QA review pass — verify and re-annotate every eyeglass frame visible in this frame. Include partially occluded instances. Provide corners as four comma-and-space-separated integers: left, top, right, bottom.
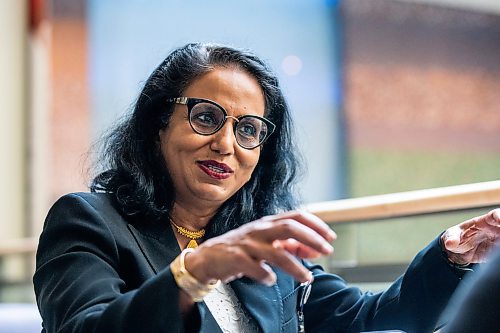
167, 97, 276, 150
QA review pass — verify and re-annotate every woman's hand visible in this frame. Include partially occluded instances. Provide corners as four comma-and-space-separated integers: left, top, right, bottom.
441, 208, 500, 265
184, 210, 336, 286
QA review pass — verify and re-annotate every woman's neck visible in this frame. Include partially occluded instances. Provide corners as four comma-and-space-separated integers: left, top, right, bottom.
170, 201, 219, 231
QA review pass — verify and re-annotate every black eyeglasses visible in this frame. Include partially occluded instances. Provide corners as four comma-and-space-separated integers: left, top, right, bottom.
167, 97, 276, 150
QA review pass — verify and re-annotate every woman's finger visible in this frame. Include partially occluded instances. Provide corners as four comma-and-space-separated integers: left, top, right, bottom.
268, 210, 337, 242
241, 239, 312, 283
485, 209, 500, 226
225, 254, 278, 286
186, 244, 277, 285
458, 209, 500, 234
244, 218, 334, 255
278, 239, 324, 259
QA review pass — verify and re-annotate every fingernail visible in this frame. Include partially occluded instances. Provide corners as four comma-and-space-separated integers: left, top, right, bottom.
328, 230, 337, 241
322, 243, 334, 253
223, 276, 236, 283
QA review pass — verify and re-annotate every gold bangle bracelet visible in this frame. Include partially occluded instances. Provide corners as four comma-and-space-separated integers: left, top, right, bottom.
170, 248, 220, 302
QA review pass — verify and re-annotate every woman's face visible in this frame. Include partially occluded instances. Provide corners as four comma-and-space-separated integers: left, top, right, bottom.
159, 67, 265, 209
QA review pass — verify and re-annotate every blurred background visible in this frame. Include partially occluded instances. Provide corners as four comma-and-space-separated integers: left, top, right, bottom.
1, 0, 499, 310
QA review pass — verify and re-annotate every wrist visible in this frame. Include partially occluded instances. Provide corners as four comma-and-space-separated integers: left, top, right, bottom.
171, 248, 219, 302
183, 249, 213, 284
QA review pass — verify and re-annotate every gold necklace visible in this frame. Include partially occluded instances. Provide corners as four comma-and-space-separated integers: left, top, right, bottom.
170, 219, 205, 248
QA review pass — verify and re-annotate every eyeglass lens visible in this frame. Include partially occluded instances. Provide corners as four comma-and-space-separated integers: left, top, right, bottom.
189, 102, 269, 148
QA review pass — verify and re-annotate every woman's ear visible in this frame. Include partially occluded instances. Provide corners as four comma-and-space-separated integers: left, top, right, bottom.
158, 126, 168, 141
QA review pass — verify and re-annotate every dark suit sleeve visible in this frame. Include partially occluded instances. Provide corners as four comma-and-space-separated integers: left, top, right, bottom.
303, 237, 470, 333
440, 247, 500, 333
33, 193, 190, 333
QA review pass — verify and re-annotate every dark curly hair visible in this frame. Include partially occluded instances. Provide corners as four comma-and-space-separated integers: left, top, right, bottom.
91, 43, 303, 237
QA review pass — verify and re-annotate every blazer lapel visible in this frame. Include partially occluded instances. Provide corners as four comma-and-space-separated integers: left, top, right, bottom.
128, 221, 224, 332
127, 220, 180, 273
231, 274, 282, 333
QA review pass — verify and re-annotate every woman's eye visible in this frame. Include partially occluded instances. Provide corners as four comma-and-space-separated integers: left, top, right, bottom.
238, 123, 257, 137
193, 112, 217, 125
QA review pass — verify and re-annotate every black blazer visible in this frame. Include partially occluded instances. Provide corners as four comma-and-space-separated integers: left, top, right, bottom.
34, 193, 467, 333
440, 245, 500, 333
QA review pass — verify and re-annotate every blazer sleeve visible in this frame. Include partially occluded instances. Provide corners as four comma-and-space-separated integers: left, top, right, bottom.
33, 193, 192, 333
303, 236, 471, 333
440, 246, 500, 333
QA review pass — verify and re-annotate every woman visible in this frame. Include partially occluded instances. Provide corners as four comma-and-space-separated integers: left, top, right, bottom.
34, 43, 499, 333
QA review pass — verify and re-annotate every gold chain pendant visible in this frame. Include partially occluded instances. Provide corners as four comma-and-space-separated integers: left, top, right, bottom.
187, 239, 199, 248
170, 219, 205, 249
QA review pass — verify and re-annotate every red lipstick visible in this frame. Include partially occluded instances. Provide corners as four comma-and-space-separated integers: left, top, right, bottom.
197, 160, 234, 180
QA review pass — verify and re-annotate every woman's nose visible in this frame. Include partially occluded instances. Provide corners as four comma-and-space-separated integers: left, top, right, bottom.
210, 121, 236, 155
